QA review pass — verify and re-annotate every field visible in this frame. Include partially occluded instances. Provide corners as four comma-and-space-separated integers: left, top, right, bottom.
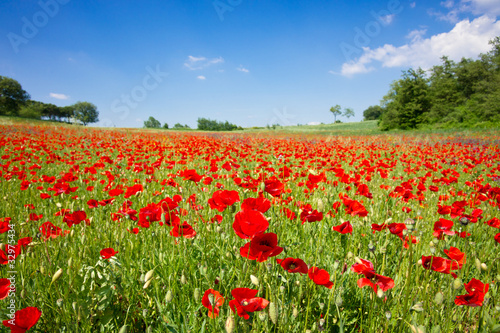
0, 120, 499, 332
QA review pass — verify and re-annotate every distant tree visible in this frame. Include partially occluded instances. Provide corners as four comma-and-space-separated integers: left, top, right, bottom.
144, 116, 161, 128
343, 107, 355, 120
363, 105, 384, 120
72, 101, 99, 126
173, 123, 186, 129
329, 105, 342, 123
197, 117, 238, 131
0, 76, 30, 116
163, 123, 169, 129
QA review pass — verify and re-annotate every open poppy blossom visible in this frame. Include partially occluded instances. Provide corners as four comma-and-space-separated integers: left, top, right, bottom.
351, 258, 394, 292
308, 267, 334, 289
240, 232, 283, 262
332, 221, 353, 234
208, 190, 240, 212
0, 278, 11, 300
201, 289, 224, 318
100, 247, 118, 260
433, 218, 455, 239
264, 177, 285, 197
232, 210, 269, 239
170, 221, 196, 239
454, 278, 489, 307
2, 306, 42, 333
229, 288, 269, 319
276, 257, 308, 274
421, 247, 465, 278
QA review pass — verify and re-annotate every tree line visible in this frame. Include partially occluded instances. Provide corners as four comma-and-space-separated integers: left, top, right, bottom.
144, 116, 241, 131
363, 37, 500, 130
0, 76, 99, 126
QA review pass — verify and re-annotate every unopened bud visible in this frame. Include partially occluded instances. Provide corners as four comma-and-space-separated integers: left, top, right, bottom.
143, 278, 152, 289
118, 325, 128, 333
453, 278, 462, 290
225, 316, 235, 333
194, 288, 200, 302
51, 268, 63, 284
180, 274, 187, 284
434, 292, 443, 304
250, 275, 259, 286
269, 302, 278, 324
480, 263, 487, 271
144, 269, 154, 283
475, 258, 481, 272
165, 290, 173, 303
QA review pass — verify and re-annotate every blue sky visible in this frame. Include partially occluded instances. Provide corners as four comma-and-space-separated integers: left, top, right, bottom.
1, 0, 500, 128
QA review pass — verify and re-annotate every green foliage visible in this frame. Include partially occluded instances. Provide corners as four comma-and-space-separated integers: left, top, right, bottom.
343, 107, 355, 119
379, 37, 500, 130
329, 105, 342, 122
144, 116, 161, 128
163, 123, 169, 129
173, 123, 190, 129
0, 76, 30, 116
197, 117, 239, 131
363, 105, 384, 120
72, 101, 99, 126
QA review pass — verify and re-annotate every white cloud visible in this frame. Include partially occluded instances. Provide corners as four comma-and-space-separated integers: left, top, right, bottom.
50, 93, 70, 100
464, 0, 500, 17
441, 0, 455, 9
197, 75, 206, 80
380, 14, 395, 25
184, 55, 224, 70
340, 15, 500, 76
237, 65, 249, 73
307, 121, 321, 125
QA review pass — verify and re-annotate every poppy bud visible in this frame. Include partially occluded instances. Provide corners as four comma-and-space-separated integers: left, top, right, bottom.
57, 298, 64, 307
480, 263, 487, 271
194, 288, 200, 302
475, 258, 481, 272
250, 275, 259, 286
368, 243, 375, 252
347, 251, 353, 259
453, 278, 462, 290
165, 290, 173, 303
258, 312, 267, 321
333, 260, 339, 270
335, 295, 343, 307
434, 292, 443, 305
377, 289, 384, 298
292, 306, 299, 318
143, 278, 152, 289
118, 325, 128, 333
459, 217, 469, 226
354, 257, 363, 265
51, 268, 63, 284
317, 199, 324, 213
385, 311, 392, 320
144, 270, 154, 283
225, 316, 235, 333
180, 274, 187, 284
411, 302, 424, 312
269, 302, 278, 324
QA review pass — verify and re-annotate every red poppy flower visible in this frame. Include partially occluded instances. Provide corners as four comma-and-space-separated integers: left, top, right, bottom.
0, 221, 11, 234
308, 267, 334, 289
264, 178, 285, 197
342, 195, 368, 217
421, 247, 465, 278
100, 248, 118, 260
208, 190, 240, 212
281, 207, 297, 220
87, 199, 99, 208
170, 221, 196, 239
124, 184, 143, 198
433, 218, 455, 239
276, 258, 308, 274
17, 237, 32, 251
240, 232, 283, 262
388, 223, 406, 238
63, 210, 89, 227
332, 221, 353, 234
229, 288, 269, 319
181, 169, 203, 182
371, 223, 388, 233
351, 258, 395, 292
454, 278, 489, 307
201, 289, 224, 318
495, 233, 500, 243
39, 221, 69, 240
0, 278, 11, 300
486, 217, 500, 228
300, 205, 323, 223
233, 210, 269, 239
2, 306, 42, 333
241, 196, 271, 213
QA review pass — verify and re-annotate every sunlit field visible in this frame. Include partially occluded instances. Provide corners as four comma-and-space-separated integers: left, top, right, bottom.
0, 122, 499, 332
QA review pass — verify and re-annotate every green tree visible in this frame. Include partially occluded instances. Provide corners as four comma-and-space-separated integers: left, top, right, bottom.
363, 105, 383, 120
343, 107, 355, 120
379, 68, 430, 130
329, 105, 342, 123
144, 116, 161, 128
163, 123, 169, 129
72, 101, 99, 126
0, 76, 30, 116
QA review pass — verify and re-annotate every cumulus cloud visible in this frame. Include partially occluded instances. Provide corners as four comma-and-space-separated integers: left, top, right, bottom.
184, 55, 224, 70
197, 75, 206, 80
340, 15, 500, 76
465, 0, 500, 17
237, 65, 249, 73
50, 93, 70, 100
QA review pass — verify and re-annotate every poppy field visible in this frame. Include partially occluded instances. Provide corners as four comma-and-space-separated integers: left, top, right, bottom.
0, 122, 499, 332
